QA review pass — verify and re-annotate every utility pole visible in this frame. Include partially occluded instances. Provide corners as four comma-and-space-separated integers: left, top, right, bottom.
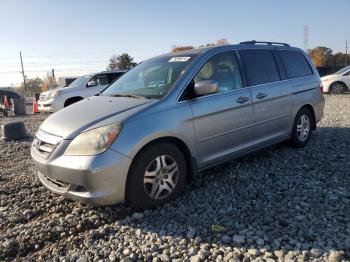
304, 25, 309, 52
346, 40, 348, 66
19, 51, 26, 91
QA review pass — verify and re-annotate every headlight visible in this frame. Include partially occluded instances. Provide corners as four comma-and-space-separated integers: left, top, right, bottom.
48, 90, 62, 99
64, 123, 121, 155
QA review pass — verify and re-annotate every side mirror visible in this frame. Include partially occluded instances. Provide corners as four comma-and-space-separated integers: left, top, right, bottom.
194, 80, 218, 96
87, 80, 97, 87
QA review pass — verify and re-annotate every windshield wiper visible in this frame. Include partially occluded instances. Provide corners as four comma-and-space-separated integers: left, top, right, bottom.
110, 93, 146, 99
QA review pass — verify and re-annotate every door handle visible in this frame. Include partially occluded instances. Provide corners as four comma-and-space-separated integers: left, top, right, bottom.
256, 92, 267, 99
236, 96, 249, 104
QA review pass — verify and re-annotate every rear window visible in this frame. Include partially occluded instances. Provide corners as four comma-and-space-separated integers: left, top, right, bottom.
240, 49, 280, 86
278, 50, 313, 79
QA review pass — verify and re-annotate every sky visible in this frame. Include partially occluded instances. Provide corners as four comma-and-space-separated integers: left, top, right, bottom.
0, 0, 349, 87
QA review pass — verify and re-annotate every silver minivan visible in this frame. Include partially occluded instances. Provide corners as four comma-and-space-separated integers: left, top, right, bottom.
31, 41, 325, 208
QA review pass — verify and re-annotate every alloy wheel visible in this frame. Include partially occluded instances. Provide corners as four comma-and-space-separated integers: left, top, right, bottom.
143, 155, 179, 200
330, 83, 344, 94
296, 114, 310, 142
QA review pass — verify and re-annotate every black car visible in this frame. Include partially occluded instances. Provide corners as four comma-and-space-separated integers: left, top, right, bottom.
0, 90, 20, 105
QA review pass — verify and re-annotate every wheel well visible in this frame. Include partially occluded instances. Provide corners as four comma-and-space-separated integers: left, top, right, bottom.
330, 81, 348, 91
299, 104, 316, 130
130, 137, 196, 180
64, 96, 83, 107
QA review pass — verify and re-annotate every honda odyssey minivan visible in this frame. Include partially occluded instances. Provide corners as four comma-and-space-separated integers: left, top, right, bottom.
31, 41, 325, 208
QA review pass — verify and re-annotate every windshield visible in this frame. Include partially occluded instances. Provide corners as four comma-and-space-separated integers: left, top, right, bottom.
102, 55, 196, 99
335, 65, 350, 75
67, 75, 91, 88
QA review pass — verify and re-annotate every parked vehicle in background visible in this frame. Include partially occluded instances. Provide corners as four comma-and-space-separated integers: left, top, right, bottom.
37, 70, 126, 112
316, 66, 343, 77
31, 41, 324, 208
321, 65, 350, 94
0, 89, 20, 106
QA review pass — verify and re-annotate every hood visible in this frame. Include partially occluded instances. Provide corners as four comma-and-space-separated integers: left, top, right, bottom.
41, 85, 84, 97
321, 74, 337, 81
39, 96, 154, 139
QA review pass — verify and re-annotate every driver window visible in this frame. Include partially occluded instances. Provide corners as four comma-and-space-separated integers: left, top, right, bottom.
89, 75, 108, 86
181, 52, 242, 100
197, 52, 242, 93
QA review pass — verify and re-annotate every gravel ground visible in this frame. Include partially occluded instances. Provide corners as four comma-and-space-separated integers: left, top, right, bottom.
0, 95, 349, 262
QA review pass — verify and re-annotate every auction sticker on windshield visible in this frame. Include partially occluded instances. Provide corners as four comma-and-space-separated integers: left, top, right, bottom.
169, 57, 191, 62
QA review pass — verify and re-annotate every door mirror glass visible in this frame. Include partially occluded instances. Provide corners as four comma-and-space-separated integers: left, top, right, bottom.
194, 80, 218, 96
87, 80, 97, 87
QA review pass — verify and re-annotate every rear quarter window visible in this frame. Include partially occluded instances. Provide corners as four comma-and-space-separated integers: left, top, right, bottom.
278, 50, 313, 79
239, 49, 280, 86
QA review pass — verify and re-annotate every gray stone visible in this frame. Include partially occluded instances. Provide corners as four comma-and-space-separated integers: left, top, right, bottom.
222, 235, 231, 244
310, 248, 323, 258
190, 255, 202, 262
232, 235, 245, 244
132, 212, 144, 220
255, 238, 264, 246
122, 248, 131, 256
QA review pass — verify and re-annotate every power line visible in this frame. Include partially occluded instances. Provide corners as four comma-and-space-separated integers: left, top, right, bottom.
0, 61, 107, 66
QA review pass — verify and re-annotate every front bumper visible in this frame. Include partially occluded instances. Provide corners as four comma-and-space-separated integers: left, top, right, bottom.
321, 80, 331, 93
31, 135, 132, 206
38, 99, 60, 112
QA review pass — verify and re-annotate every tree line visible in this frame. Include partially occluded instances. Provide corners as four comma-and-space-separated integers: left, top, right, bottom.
308, 47, 349, 67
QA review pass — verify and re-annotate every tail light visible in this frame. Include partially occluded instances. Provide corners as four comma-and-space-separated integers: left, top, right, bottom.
320, 83, 324, 93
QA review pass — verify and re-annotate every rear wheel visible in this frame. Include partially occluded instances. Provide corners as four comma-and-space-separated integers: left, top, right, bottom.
126, 143, 187, 208
290, 108, 313, 148
329, 82, 345, 94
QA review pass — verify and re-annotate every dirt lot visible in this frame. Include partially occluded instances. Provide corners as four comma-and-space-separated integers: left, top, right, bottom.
0, 95, 349, 261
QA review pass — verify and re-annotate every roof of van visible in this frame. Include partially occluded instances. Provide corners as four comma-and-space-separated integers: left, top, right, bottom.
98, 70, 128, 74
158, 41, 300, 58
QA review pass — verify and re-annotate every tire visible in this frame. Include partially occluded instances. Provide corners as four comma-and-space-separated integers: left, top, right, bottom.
329, 82, 345, 94
290, 108, 313, 148
126, 143, 187, 208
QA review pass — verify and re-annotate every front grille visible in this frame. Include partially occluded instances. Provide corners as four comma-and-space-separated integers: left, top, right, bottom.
39, 94, 48, 101
33, 129, 62, 159
33, 139, 56, 157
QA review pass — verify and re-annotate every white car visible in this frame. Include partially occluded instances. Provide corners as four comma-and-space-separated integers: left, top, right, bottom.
38, 71, 126, 112
321, 65, 350, 94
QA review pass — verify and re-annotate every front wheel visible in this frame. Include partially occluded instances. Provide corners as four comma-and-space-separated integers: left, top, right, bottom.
329, 82, 345, 94
126, 143, 187, 208
290, 108, 313, 148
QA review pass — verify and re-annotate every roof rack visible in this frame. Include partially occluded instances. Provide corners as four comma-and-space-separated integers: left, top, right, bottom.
239, 40, 290, 47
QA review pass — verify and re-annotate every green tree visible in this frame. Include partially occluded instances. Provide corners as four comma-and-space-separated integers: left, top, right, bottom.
21, 77, 43, 96
307, 47, 332, 67
108, 53, 137, 70
307, 46, 350, 67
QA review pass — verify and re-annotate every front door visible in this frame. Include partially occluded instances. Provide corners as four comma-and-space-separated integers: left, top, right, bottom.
86, 74, 109, 97
186, 51, 254, 168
